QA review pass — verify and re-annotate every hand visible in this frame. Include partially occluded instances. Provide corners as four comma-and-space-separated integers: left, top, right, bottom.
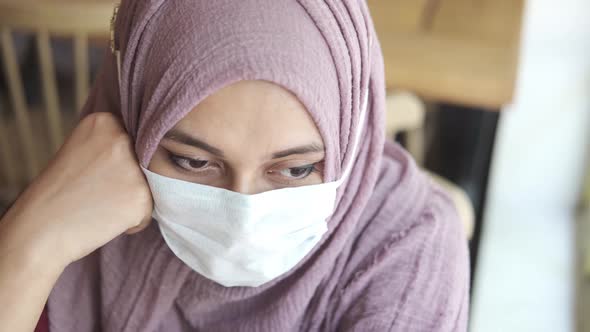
0, 112, 153, 270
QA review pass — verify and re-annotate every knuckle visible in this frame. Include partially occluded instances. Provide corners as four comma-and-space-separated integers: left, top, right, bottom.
87, 112, 115, 129
96, 133, 132, 165
87, 112, 125, 138
109, 134, 133, 157
113, 131, 132, 145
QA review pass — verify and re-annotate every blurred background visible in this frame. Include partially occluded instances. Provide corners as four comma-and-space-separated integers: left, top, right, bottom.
0, 0, 589, 331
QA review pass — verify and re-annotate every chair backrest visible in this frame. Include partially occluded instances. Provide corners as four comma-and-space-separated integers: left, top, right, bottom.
385, 91, 474, 238
0, 1, 114, 196
385, 90, 426, 164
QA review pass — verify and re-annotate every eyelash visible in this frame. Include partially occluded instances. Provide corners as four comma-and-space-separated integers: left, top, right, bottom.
272, 164, 320, 181
168, 153, 219, 173
166, 151, 320, 181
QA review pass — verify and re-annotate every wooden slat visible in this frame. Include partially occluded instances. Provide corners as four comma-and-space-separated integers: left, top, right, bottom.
74, 32, 89, 112
36, 28, 63, 151
0, 28, 39, 179
0, 104, 18, 187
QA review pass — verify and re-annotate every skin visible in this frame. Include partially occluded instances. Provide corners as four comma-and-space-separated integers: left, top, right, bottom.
149, 80, 325, 193
0, 80, 324, 331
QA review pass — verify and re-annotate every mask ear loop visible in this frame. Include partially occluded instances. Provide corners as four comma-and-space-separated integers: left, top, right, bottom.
110, 4, 122, 87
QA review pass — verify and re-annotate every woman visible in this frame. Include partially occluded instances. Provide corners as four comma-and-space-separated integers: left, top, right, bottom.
0, 0, 469, 331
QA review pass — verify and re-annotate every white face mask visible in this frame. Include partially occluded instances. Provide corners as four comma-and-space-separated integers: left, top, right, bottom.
142, 94, 368, 288
142, 169, 340, 287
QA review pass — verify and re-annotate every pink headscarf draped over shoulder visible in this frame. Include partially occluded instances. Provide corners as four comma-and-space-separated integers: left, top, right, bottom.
48, 1, 470, 331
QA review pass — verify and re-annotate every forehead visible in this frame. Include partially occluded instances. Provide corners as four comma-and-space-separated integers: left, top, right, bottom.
171, 80, 324, 154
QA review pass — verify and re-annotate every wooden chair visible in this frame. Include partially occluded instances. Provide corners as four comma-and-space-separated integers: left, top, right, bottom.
0, 0, 114, 202
386, 91, 475, 239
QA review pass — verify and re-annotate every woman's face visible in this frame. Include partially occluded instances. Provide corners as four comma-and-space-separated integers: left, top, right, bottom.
149, 80, 325, 194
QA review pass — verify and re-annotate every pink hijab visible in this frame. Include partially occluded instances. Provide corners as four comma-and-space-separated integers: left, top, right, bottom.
48, 1, 469, 331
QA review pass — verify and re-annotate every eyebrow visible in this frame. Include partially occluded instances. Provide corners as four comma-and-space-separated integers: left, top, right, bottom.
271, 143, 324, 159
163, 129, 324, 159
164, 130, 225, 157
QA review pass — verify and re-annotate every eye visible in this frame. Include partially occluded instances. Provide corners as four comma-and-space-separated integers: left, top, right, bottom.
278, 165, 316, 179
169, 153, 218, 172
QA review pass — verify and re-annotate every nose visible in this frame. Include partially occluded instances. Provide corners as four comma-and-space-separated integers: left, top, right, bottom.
227, 174, 261, 195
